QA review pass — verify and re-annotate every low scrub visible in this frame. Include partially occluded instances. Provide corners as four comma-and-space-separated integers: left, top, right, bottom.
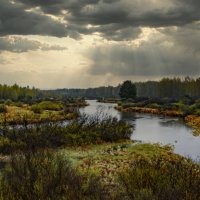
117, 155, 200, 200
0, 151, 106, 200
1, 146, 200, 200
0, 114, 132, 154
31, 101, 63, 113
0, 104, 7, 113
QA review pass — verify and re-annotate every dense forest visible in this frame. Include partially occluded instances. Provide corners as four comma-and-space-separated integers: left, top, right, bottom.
50, 86, 120, 99
136, 77, 200, 99
1, 77, 200, 102
49, 77, 200, 99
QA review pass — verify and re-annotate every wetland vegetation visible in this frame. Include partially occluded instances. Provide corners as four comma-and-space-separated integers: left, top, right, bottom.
1, 79, 200, 200
1, 110, 200, 199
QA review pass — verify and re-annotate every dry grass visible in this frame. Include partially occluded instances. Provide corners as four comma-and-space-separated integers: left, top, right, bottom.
185, 115, 200, 136
0, 105, 77, 125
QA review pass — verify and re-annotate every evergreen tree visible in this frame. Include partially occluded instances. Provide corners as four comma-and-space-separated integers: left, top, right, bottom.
119, 80, 137, 99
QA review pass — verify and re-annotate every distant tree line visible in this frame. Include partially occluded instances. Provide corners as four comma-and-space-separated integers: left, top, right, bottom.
49, 86, 121, 99
0, 84, 40, 102
1, 77, 200, 102
49, 77, 200, 100
136, 77, 200, 99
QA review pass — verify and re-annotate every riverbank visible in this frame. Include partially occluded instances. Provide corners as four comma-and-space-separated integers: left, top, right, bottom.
115, 105, 183, 117
0, 100, 88, 125
185, 115, 200, 136
115, 102, 200, 136
97, 98, 120, 104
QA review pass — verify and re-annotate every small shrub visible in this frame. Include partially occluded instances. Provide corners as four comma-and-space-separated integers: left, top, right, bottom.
195, 109, 200, 116
38, 101, 63, 111
31, 104, 43, 114
0, 100, 5, 104
0, 104, 7, 113
4, 99, 12, 106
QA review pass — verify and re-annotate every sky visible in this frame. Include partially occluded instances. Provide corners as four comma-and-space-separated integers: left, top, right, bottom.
0, 0, 200, 89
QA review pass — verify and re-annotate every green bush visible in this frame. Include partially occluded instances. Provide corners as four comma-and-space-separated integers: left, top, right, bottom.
0, 114, 133, 154
117, 155, 200, 200
31, 101, 63, 113
31, 104, 43, 114
4, 99, 12, 106
38, 101, 63, 111
0, 104, 7, 113
195, 109, 200, 116
0, 151, 106, 200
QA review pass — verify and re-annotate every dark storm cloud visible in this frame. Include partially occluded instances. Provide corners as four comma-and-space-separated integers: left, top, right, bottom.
87, 33, 200, 76
1, 0, 198, 41
0, 37, 67, 53
0, 0, 67, 37
14, 0, 200, 40
161, 22, 200, 53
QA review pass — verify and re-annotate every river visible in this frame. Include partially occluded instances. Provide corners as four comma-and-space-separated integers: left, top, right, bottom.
80, 100, 200, 160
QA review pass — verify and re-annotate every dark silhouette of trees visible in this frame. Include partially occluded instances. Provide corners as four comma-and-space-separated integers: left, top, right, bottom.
119, 80, 137, 99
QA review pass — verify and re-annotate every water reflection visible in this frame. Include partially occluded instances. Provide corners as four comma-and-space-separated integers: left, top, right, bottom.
158, 119, 190, 128
80, 100, 200, 159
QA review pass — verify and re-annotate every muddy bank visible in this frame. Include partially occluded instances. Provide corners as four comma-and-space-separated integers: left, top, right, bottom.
115, 105, 200, 136
185, 115, 200, 136
115, 106, 183, 117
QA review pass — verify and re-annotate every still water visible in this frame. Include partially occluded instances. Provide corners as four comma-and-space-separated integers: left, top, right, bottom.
80, 100, 200, 160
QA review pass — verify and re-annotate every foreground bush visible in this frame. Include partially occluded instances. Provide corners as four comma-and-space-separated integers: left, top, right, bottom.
117, 155, 200, 200
0, 151, 106, 200
1, 148, 200, 200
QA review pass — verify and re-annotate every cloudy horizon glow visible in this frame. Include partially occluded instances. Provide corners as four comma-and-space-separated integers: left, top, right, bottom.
0, 0, 199, 89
